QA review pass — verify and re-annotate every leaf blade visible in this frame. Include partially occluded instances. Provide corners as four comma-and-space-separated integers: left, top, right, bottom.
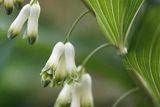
124, 5, 160, 106
82, 0, 144, 48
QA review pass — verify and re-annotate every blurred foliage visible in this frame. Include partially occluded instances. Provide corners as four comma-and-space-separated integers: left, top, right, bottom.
0, 0, 158, 107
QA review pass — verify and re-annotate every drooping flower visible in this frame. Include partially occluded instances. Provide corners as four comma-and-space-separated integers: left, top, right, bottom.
70, 73, 94, 107
54, 83, 72, 107
65, 42, 78, 83
42, 42, 65, 73
41, 42, 65, 87
70, 83, 81, 107
26, 2, 40, 44
40, 42, 78, 87
8, 4, 31, 39
80, 73, 94, 107
53, 51, 68, 86
7, 1, 40, 44
4, 0, 14, 15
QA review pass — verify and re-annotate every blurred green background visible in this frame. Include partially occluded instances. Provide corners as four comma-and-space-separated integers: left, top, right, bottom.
0, 0, 156, 107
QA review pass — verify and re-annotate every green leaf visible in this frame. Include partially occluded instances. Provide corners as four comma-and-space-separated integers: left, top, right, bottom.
124, 5, 160, 106
82, 0, 144, 49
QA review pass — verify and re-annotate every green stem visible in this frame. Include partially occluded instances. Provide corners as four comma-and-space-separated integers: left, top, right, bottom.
81, 43, 112, 67
64, 10, 90, 43
30, 0, 38, 5
112, 87, 139, 107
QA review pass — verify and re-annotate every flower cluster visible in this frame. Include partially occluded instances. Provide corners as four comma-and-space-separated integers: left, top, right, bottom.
8, 1, 40, 45
40, 42, 78, 87
55, 73, 94, 107
1, 0, 24, 15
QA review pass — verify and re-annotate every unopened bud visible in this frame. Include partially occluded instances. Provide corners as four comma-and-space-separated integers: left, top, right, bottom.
54, 84, 72, 107
27, 2, 40, 45
71, 83, 81, 107
80, 73, 94, 107
8, 4, 31, 39
65, 42, 78, 82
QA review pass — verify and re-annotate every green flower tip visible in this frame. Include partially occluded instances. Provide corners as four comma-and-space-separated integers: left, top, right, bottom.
27, 35, 37, 45
7, 30, 18, 39
5, 6, 13, 15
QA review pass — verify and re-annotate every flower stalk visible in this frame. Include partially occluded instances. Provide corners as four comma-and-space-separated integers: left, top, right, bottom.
81, 43, 112, 67
64, 10, 90, 43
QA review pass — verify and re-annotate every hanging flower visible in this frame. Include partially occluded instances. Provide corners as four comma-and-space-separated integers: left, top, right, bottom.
63, 73, 94, 107
80, 73, 94, 107
26, 2, 40, 44
41, 42, 65, 87
65, 42, 78, 83
54, 83, 72, 107
8, 4, 31, 39
40, 42, 78, 87
70, 83, 81, 107
7, 1, 41, 44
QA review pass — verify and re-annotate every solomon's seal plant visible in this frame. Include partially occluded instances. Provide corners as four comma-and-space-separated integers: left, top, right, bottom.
2, 0, 160, 107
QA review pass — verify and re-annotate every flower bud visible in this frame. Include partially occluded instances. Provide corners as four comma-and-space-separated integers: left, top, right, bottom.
71, 83, 81, 107
8, 4, 31, 39
42, 42, 65, 73
4, 0, 14, 15
80, 73, 94, 107
65, 42, 78, 82
54, 84, 72, 107
27, 2, 40, 45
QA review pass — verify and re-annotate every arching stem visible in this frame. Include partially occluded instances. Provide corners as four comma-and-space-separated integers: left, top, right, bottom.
112, 87, 139, 107
81, 43, 112, 67
64, 10, 90, 43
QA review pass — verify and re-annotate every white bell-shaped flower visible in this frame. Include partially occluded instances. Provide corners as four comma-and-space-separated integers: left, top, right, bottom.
27, 2, 40, 44
53, 52, 67, 86
42, 42, 65, 73
71, 83, 81, 107
41, 42, 79, 87
41, 42, 65, 87
4, 0, 14, 14
80, 73, 94, 107
65, 42, 78, 83
54, 84, 72, 107
8, 4, 31, 39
